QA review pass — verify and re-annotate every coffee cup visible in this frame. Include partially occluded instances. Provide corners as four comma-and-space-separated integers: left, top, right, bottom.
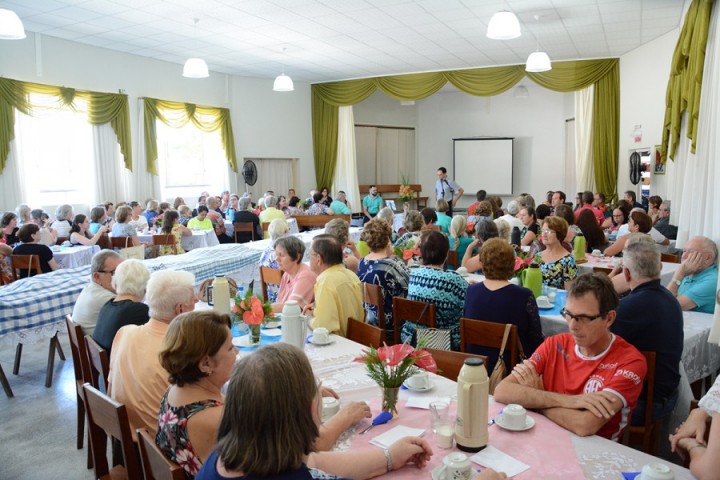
406, 371, 430, 389
640, 463, 675, 480
592, 248, 602, 256
321, 397, 340, 422
436, 452, 472, 480
536, 295, 552, 308
312, 327, 330, 344
547, 288, 557, 303
502, 404, 527, 429
456, 266, 468, 277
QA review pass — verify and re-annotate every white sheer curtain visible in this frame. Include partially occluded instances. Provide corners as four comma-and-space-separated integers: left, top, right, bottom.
574, 85, 595, 191
244, 158, 294, 199
376, 128, 415, 184
132, 99, 161, 203
92, 123, 127, 204
334, 106, 361, 213
0, 140, 25, 211
564, 119, 577, 199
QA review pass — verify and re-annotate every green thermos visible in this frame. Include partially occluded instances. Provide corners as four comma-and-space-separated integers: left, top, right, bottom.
521, 264, 543, 298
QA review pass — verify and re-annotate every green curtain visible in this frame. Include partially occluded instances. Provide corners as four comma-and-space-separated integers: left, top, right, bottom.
143, 97, 237, 175
311, 59, 620, 198
661, 0, 713, 162
0, 77, 132, 173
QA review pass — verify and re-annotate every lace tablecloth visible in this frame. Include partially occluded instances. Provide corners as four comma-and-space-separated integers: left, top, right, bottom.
132, 229, 220, 250
53, 245, 100, 269
224, 218, 300, 236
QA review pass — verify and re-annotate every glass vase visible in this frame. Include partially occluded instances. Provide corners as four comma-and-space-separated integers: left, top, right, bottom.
249, 324, 261, 345
382, 386, 400, 416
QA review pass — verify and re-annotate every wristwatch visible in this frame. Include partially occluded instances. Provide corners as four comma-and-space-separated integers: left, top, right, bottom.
674, 279, 682, 286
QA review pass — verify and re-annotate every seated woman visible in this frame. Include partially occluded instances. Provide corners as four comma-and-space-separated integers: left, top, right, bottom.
0, 239, 11, 284
112, 205, 143, 248
393, 210, 423, 247
196, 343, 442, 480
92, 259, 150, 356
419, 207, 437, 231
1, 212, 19, 246
12, 224, 60, 276
30, 208, 58, 246
553, 204, 579, 250
272, 236, 317, 314
602, 202, 630, 232
461, 218, 499, 274
467, 200, 493, 232
306, 192, 334, 215
156, 311, 233, 479
357, 218, 410, 338
285, 196, 305, 216
260, 219, 289, 302
376, 207, 398, 244
449, 215, 474, 262
179, 205, 193, 226
188, 206, 214, 231
159, 210, 191, 255
324, 218, 360, 273
319, 187, 333, 207
603, 211, 653, 257
402, 230, 468, 351
539, 216, 577, 289
575, 209, 609, 253
89, 206, 110, 235
144, 199, 160, 226
463, 238, 544, 372
70, 214, 108, 246
518, 206, 538, 246
128, 201, 149, 231
434, 199, 451, 234
51, 204, 74, 238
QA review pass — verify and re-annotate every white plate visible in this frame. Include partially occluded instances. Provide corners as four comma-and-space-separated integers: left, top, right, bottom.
309, 336, 335, 346
232, 335, 260, 347
431, 465, 481, 480
494, 414, 535, 432
262, 328, 282, 337
262, 321, 281, 329
404, 381, 435, 392
536, 302, 554, 310
591, 252, 603, 257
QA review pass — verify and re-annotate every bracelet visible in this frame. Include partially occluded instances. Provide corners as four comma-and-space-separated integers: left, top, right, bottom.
383, 448, 393, 472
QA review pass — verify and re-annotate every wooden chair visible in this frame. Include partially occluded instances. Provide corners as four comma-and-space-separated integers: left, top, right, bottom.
97, 232, 110, 250
259, 266, 283, 301
137, 428, 184, 480
110, 236, 135, 250
291, 214, 351, 230
233, 222, 255, 243
0, 362, 13, 398
261, 222, 270, 233
82, 383, 143, 480
623, 351, 661, 455
347, 318, 385, 349
8, 254, 42, 281
593, 266, 614, 276
459, 318, 520, 370
65, 315, 92, 463
445, 250, 458, 270
85, 335, 110, 392
56, 236, 69, 245
391, 297, 436, 345
426, 348, 488, 381
152, 234, 176, 257
661, 252, 681, 263
362, 283, 386, 330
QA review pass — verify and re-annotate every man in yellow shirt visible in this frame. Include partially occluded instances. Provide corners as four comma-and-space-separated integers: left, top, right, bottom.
258, 196, 286, 239
187, 205, 213, 231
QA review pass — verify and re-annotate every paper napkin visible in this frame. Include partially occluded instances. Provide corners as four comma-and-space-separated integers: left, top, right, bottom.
370, 426, 425, 449
470, 445, 529, 477
405, 396, 452, 409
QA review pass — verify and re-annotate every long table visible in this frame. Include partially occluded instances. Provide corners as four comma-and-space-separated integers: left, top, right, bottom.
577, 255, 680, 287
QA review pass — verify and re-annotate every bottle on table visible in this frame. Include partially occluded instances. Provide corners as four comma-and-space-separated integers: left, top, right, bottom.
455, 357, 489, 452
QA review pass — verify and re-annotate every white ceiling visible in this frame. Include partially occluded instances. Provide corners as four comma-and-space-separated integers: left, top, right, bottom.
3, 0, 685, 83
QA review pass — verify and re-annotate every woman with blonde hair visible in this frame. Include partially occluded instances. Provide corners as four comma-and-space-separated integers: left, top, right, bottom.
144, 199, 160, 226
449, 215, 474, 262
324, 218, 360, 273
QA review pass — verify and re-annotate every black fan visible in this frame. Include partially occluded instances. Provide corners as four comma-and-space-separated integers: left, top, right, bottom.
629, 151, 642, 185
242, 160, 258, 186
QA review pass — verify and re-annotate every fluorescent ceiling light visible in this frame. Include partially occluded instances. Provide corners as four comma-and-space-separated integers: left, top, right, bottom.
487, 11, 521, 40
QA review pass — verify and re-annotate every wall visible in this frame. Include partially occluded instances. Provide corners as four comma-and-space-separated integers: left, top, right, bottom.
0, 32, 316, 201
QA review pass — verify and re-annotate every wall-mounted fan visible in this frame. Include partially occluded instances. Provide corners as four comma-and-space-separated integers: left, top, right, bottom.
629, 151, 642, 185
242, 160, 258, 187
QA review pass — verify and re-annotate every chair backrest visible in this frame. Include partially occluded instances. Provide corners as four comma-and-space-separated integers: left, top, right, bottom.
97, 232, 110, 250
152, 234, 177, 257
233, 222, 255, 242
592, 266, 614, 276
261, 222, 270, 232
392, 297, 436, 345
9, 254, 42, 281
362, 282, 386, 330
137, 428, 185, 480
660, 252, 681, 263
110, 236, 134, 250
347, 318, 384, 349
65, 315, 91, 385
460, 318, 519, 369
637, 350, 657, 431
426, 348, 488, 381
82, 383, 142, 480
260, 266, 283, 301
445, 250, 459, 270
85, 335, 110, 392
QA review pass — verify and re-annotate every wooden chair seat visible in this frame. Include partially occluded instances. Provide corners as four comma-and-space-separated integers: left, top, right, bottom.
391, 297, 436, 346
291, 214, 351, 230
137, 428, 185, 480
623, 351, 660, 455
260, 266, 283, 301
661, 252, 681, 263
347, 318, 385, 349
152, 234, 176, 257
110, 236, 135, 250
362, 283, 386, 330
426, 348, 488, 381
445, 250, 458, 270
85, 335, 110, 392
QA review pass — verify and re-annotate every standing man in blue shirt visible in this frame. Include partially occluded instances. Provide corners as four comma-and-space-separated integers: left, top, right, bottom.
362, 185, 384, 224
435, 167, 464, 216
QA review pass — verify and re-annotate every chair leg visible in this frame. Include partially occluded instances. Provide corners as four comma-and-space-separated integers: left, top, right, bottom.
77, 392, 85, 449
0, 364, 13, 398
45, 336, 58, 388
55, 335, 66, 361
13, 343, 23, 375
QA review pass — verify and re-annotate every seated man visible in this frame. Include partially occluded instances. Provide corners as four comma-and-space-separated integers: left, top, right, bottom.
234, 196, 262, 242
108, 269, 197, 437
258, 195, 286, 238
329, 191, 351, 215
668, 235, 718, 313
305, 234, 363, 337
71, 250, 123, 336
494, 272, 646, 441
654, 201, 678, 240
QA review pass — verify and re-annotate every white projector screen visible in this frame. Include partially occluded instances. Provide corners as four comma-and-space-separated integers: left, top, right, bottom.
453, 137, 514, 196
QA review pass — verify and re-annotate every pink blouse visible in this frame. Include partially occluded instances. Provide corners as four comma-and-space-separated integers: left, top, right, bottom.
277, 263, 317, 308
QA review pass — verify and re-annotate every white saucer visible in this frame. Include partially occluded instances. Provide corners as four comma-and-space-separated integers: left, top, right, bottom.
495, 414, 535, 431
262, 320, 281, 329
262, 328, 282, 337
309, 336, 335, 346
591, 252, 603, 257
431, 465, 480, 480
458, 272, 469, 277
537, 302, 554, 310
232, 335, 260, 347
404, 381, 434, 392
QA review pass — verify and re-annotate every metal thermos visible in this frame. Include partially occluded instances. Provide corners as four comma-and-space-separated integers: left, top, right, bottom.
455, 357, 489, 452
511, 227, 521, 246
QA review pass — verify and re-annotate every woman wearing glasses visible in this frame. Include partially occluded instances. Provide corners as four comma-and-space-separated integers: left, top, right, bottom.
539, 216, 577, 289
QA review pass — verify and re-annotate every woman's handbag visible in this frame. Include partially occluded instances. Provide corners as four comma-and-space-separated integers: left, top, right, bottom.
488, 323, 512, 394
413, 302, 451, 350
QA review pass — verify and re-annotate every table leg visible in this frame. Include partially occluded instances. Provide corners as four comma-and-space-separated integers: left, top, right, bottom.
45, 335, 59, 388
0, 363, 13, 398
13, 343, 22, 375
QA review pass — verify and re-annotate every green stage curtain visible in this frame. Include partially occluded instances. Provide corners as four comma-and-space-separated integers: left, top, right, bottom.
143, 98, 237, 176
0, 77, 131, 173
311, 59, 619, 197
661, 0, 713, 162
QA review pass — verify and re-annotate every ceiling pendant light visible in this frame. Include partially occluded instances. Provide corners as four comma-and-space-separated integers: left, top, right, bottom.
525, 15, 552, 72
273, 48, 294, 92
183, 18, 209, 78
0, 8, 26, 40
487, 10, 521, 40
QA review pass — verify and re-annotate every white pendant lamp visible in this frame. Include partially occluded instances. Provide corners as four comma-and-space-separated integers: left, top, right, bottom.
525, 15, 551, 73
486, 11, 521, 40
183, 18, 209, 78
273, 48, 294, 92
0, 8, 26, 40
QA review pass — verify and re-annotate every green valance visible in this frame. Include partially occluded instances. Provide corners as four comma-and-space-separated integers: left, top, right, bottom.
311, 59, 619, 200
661, 0, 713, 163
143, 97, 237, 175
0, 77, 131, 173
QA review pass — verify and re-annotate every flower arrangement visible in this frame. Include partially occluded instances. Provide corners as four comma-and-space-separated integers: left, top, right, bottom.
398, 175, 415, 201
354, 340, 437, 414
232, 289, 272, 344
393, 238, 420, 262
154, 213, 164, 228
513, 245, 541, 279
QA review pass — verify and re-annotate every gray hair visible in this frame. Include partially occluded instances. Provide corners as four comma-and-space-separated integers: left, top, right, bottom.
693, 236, 718, 264
623, 233, 661, 279
146, 270, 196, 321
274, 236, 305, 263
324, 218, 350, 245
377, 207, 394, 226
238, 196, 252, 210
404, 210, 424, 232
15, 203, 31, 221
506, 200, 520, 216
90, 250, 122, 274
111, 259, 151, 297
265, 196, 278, 208
661, 200, 671, 211
268, 218, 289, 241
495, 219, 511, 242
30, 208, 45, 221
475, 218, 499, 241
55, 204, 73, 221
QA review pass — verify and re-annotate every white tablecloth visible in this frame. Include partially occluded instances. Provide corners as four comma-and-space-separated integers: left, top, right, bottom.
578, 256, 680, 287
224, 217, 299, 236
52, 245, 100, 269
129, 229, 220, 251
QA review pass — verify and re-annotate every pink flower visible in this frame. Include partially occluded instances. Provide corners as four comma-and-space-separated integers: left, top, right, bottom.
175, 449, 201, 474
411, 349, 438, 373
377, 343, 414, 367
158, 410, 178, 428
513, 256, 525, 272
231, 304, 240, 314
403, 250, 413, 260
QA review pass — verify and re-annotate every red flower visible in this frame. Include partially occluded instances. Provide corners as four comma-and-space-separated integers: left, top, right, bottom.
377, 343, 414, 367
410, 349, 438, 373
242, 296, 265, 325
402, 249, 413, 260
513, 256, 525, 272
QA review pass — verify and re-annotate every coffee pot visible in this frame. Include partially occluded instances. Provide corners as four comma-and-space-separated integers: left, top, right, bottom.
206, 275, 230, 315
521, 263, 543, 298
455, 357, 488, 452
281, 301, 307, 350
573, 234, 587, 261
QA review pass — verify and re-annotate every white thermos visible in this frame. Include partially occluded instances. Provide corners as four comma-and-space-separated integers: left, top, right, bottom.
207, 275, 230, 316
281, 300, 306, 350
455, 357, 489, 452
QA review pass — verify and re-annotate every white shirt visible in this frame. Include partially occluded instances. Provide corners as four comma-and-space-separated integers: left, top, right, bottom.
495, 214, 524, 231
128, 215, 148, 231
616, 224, 667, 244
71, 281, 116, 336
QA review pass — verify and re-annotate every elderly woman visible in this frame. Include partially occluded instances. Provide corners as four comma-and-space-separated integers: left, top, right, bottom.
15, 204, 32, 226
144, 200, 160, 226
112, 205, 143, 247
92, 259, 150, 355
518, 206, 538, 246
52, 204, 74, 237
468, 200, 493, 231
435, 199, 451, 234
539, 216, 577, 289
402, 230, 468, 351
357, 218, 410, 337
196, 343, 443, 480
179, 205, 193, 226
207, 196, 225, 220
285, 196, 304, 216
260, 219, 289, 302
156, 311, 233, 479
30, 209, 58, 246
70, 214, 108, 246
1, 212, 19, 246
449, 215, 474, 261
576, 209, 609, 253
603, 210, 653, 257
461, 218, 499, 274
272, 236, 317, 314
463, 238, 544, 372
160, 210, 191, 255
648, 195, 663, 224
376, 206, 397, 241
393, 210, 423, 247
324, 218, 360, 273
12, 224, 60, 276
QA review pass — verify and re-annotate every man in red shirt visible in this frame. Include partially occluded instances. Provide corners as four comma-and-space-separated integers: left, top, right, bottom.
494, 273, 646, 441
575, 191, 605, 225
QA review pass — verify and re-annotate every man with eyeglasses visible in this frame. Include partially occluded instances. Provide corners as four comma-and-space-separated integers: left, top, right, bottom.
668, 235, 718, 313
654, 201, 678, 240
71, 250, 123, 336
494, 273, 646, 441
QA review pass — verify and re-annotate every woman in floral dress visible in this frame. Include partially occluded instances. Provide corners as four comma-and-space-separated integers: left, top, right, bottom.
539, 216, 577, 289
